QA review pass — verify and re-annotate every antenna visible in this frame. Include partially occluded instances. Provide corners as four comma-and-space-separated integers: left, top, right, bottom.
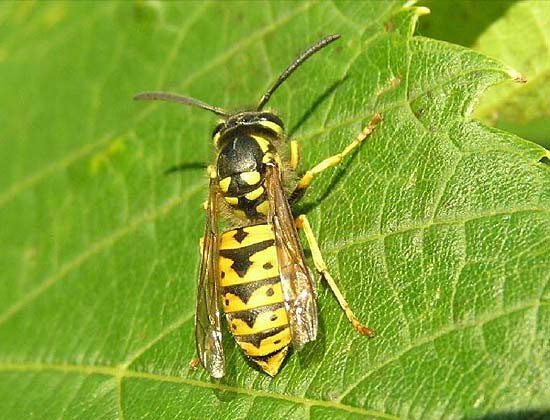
133, 91, 230, 117
256, 34, 341, 111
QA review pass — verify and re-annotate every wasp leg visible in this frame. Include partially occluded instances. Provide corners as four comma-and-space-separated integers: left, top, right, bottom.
290, 140, 300, 171
295, 214, 375, 337
290, 114, 382, 202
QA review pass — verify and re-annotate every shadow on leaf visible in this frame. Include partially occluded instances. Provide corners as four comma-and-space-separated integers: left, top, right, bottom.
477, 409, 550, 420
288, 76, 348, 138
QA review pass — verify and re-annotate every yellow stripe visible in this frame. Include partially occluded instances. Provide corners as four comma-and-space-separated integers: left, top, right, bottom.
219, 177, 231, 193
240, 171, 261, 185
250, 135, 271, 153
262, 153, 282, 168
223, 283, 284, 313
257, 120, 283, 135
256, 200, 269, 216
290, 140, 299, 170
245, 186, 264, 200
219, 246, 279, 286
224, 196, 238, 205
220, 224, 274, 250
236, 328, 291, 357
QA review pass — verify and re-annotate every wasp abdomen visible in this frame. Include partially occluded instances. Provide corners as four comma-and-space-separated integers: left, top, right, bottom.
219, 223, 290, 376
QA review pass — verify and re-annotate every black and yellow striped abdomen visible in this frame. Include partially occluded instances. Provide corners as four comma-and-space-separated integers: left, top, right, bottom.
219, 223, 291, 376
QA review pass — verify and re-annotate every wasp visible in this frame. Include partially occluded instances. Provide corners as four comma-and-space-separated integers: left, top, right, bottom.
134, 34, 382, 378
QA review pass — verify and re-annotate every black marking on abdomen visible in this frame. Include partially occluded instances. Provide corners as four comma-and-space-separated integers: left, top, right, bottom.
236, 192, 267, 219
235, 325, 286, 348
227, 302, 285, 328
250, 347, 288, 364
219, 239, 274, 277
222, 276, 280, 304
233, 227, 249, 243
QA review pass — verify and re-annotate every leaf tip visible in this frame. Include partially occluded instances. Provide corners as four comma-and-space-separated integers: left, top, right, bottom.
415, 6, 430, 17
402, 0, 430, 16
507, 68, 527, 84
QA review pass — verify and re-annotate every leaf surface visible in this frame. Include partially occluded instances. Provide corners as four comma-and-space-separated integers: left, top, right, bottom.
0, 1, 549, 419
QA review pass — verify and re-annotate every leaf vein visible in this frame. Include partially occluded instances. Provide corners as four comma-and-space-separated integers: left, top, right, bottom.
337, 298, 542, 403
122, 310, 195, 368
0, 363, 398, 419
323, 208, 548, 255
0, 183, 204, 326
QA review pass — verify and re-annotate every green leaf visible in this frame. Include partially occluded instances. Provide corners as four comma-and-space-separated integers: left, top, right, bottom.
472, 0, 550, 148
0, 1, 549, 419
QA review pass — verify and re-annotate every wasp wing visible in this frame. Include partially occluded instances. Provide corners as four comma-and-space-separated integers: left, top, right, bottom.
195, 178, 225, 378
265, 162, 318, 350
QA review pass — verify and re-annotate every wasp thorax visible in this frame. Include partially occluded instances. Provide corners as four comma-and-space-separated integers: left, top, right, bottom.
216, 135, 272, 220
217, 136, 264, 190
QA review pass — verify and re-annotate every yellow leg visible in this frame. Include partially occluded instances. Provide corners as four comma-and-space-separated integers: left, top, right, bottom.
295, 214, 374, 337
290, 140, 300, 171
292, 113, 382, 199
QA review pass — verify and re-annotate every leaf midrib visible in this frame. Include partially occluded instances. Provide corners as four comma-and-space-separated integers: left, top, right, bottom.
0, 362, 398, 420
0, 183, 204, 326
323, 208, 549, 255
0, 297, 543, 420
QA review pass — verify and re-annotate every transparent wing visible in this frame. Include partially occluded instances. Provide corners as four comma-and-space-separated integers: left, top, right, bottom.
265, 163, 318, 349
195, 179, 225, 378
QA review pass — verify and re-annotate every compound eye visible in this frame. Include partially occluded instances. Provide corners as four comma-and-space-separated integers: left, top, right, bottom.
259, 113, 284, 129
212, 123, 224, 142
